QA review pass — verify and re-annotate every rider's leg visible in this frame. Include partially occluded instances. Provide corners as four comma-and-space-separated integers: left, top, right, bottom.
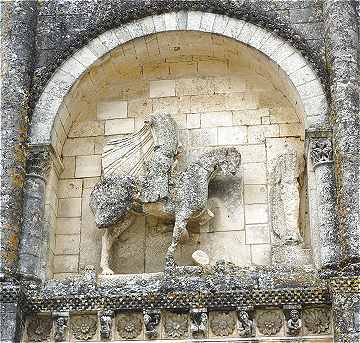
165, 216, 187, 269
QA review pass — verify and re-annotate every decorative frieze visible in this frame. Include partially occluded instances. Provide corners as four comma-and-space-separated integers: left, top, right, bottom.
27, 315, 52, 342
210, 311, 236, 336
164, 312, 188, 339
116, 312, 142, 339
71, 315, 98, 340
256, 310, 283, 336
143, 309, 160, 339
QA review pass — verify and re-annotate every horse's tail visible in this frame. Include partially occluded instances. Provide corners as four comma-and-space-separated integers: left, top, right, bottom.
89, 175, 136, 228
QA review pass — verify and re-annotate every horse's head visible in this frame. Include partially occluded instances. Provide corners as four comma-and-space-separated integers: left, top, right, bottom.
218, 147, 242, 176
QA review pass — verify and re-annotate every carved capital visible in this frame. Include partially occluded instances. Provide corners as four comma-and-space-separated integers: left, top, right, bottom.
310, 139, 333, 167
26, 146, 52, 180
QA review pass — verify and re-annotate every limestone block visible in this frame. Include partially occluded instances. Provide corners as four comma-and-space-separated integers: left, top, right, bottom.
187, 113, 201, 129
214, 77, 246, 94
289, 64, 316, 86
140, 16, 156, 35
199, 231, 251, 266
187, 11, 202, 30
251, 244, 272, 265
172, 114, 187, 129
128, 98, 152, 117
212, 14, 229, 34
198, 60, 227, 76
297, 79, 324, 99
69, 120, 104, 138
79, 196, 102, 273
238, 144, 266, 163
55, 234, 80, 255
258, 35, 284, 57
261, 117, 271, 125
237, 22, 258, 44
83, 177, 100, 190
245, 224, 270, 244
97, 101, 128, 120
73, 46, 98, 67
149, 80, 175, 98
86, 37, 108, 57
303, 94, 327, 118
75, 155, 101, 178
190, 94, 225, 113
233, 108, 269, 126
176, 78, 214, 96
223, 17, 245, 39
201, 111, 232, 128
62, 138, 95, 156
225, 93, 257, 110
164, 12, 177, 31
112, 217, 146, 274
94, 136, 104, 154
243, 163, 267, 184
60, 57, 85, 79
247, 125, 279, 144
248, 26, 269, 48
176, 11, 188, 30
200, 12, 216, 32
244, 185, 267, 204
281, 52, 307, 75
53, 255, 79, 273
218, 126, 247, 145
269, 108, 300, 124
270, 43, 295, 64
125, 21, 143, 39
104, 118, 135, 135
279, 123, 304, 138
56, 217, 81, 235
144, 64, 170, 80
57, 179, 83, 198
189, 128, 217, 147
170, 62, 197, 78
152, 14, 166, 32
58, 198, 82, 218
98, 29, 120, 51
60, 157, 75, 178
245, 204, 268, 224
152, 96, 190, 114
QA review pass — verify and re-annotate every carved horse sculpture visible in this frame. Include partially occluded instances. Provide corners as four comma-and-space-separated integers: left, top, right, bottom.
90, 113, 241, 274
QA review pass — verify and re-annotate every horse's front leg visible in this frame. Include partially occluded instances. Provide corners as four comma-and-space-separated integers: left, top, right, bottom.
100, 229, 115, 275
165, 216, 188, 271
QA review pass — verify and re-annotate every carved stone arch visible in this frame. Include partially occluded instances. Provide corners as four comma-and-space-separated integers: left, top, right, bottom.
29, 11, 329, 152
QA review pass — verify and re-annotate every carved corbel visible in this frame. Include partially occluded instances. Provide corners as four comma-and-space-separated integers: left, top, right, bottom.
310, 138, 333, 168
99, 310, 113, 339
143, 309, 160, 339
53, 312, 69, 342
190, 308, 208, 338
236, 306, 254, 337
283, 305, 302, 336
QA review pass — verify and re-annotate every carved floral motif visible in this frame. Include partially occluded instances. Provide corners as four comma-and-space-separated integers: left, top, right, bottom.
71, 315, 97, 340
303, 308, 330, 334
210, 312, 236, 336
116, 313, 142, 339
27, 316, 52, 342
256, 311, 283, 336
164, 312, 188, 338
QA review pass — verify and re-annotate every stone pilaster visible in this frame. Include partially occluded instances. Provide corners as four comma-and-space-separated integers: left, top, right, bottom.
18, 146, 52, 281
330, 277, 360, 342
310, 138, 340, 273
324, 0, 360, 270
0, 0, 38, 279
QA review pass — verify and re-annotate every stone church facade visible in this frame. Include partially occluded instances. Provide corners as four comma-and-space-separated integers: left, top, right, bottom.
1, 1, 359, 342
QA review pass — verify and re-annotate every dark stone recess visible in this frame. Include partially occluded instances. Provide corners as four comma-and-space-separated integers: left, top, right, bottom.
31, 0, 329, 110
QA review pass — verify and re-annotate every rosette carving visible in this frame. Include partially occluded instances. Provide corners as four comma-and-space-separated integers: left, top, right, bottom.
164, 312, 188, 338
256, 310, 283, 336
27, 316, 52, 342
303, 308, 330, 334
116, 313, 142, 339
210, 311, 236, 336
71, 315, 97, 340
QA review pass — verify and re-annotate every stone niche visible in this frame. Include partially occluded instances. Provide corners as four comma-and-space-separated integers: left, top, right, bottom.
49, 31, 309, 278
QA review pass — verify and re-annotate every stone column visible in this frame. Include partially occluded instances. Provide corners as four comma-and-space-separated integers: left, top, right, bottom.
18, 147, 52, 281
310, 138, 340, 274
324, 0, 360, 269
0, 0, 38, 278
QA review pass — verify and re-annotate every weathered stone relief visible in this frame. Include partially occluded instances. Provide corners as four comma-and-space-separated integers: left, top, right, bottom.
303, 307, 331, 335
143, 309, 160, 339
310, 139, 333, 166
284, 305, 302, 336
71, 315, 98, 340
90, 112, 242, 274
163, 312, 188, 339
269, 145, 303, 246
26, 316, 52, 342
54, 312, 69, 342
256, 310, 283, 336
99, 310, 113, 339
236, 307, 254, 337
210, 311, 236, 336
190, 308, 208, 338
116, 312, 143, 339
